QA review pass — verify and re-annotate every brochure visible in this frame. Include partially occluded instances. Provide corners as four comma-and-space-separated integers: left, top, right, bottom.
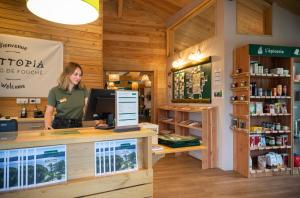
95, 139, 138, 176
0, 145, 66, 192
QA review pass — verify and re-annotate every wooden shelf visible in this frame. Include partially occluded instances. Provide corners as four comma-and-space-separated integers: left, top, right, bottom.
250, 145, 291, 151
231, 101, 249, 105
294, 80, 300, 83
159, 120, 175, 125
250, 113, 291, 117
250, 130, 291, 134
230, 114, 249, 120
231, 127, 249, 133
153, 144, 207, 155
231, 87, 249, 91
250, 167, 292, 177
250, 96, 291, 99
231, 72, 249, 78
250, 74, 291, 78
176, 123, 202, 130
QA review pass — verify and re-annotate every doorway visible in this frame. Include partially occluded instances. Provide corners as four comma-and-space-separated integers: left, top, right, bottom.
104, 71, 154, 123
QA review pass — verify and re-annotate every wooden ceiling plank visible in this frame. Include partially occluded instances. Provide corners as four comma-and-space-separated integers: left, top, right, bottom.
166, 0, 214, 29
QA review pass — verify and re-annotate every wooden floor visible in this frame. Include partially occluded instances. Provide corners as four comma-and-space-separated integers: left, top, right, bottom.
153, 154, 300, 198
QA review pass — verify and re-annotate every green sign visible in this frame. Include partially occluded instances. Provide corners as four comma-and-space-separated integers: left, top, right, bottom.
249, 44, 300, 57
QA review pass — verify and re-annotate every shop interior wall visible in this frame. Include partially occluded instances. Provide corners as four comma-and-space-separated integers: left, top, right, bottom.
0, 0, 103, 117
103, 0, 167, 121
167, 0, 225, 168
167, 0, 300, 170
221, 1, 300, 170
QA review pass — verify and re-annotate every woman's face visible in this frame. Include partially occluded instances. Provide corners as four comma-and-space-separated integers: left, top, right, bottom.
69, 67, 82, 85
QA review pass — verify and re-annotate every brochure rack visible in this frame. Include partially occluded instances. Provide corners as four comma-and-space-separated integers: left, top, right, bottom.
157, 105, 217, 169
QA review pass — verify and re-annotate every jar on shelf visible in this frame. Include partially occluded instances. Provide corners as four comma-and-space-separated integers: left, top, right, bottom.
235, 68, 241, 74
277, 84, 282, 96
252, 83, 257, 96
283, 85, 287, 96
266, 136, 275, 146
281, 135, 288, 146
231, 82, 237, 88
276, 136, 283, 146
240, 81, 247, 87
239, 95, 246, 101
275, 123, 281, 131
272, 88, 277, 96
281, 153, 289, 167
258, 88, 263, 96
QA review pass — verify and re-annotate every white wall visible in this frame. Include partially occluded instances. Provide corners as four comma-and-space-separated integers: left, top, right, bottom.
167, 0, 300, 170
222, 1, 300, 170
167, 0, 226, 168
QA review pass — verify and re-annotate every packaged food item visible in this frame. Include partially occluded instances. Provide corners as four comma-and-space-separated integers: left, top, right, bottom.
266, 136, 275, 146
275, 136, 283, 146
258, 155, 266, 170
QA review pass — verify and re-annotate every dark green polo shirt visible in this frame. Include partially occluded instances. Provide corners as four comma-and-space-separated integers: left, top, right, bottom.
48, 86, 89, 120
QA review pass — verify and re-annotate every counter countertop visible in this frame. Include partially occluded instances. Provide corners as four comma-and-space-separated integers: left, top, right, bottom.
0, 127, 155, 150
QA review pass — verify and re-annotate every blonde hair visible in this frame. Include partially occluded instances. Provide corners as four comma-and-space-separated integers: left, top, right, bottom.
58, 62, 85, 90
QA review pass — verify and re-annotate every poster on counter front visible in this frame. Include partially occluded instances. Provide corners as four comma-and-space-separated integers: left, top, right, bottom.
0, 145, 66, 192
95, 139, 138, 176
0, 34, 63, 97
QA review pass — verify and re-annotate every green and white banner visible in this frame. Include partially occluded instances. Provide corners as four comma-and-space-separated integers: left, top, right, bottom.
0, 34, 63, 97
249, 44, 300, 57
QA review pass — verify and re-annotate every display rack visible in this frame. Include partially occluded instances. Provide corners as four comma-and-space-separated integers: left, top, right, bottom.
157, 105, 217, 169
232, 44, 294, 177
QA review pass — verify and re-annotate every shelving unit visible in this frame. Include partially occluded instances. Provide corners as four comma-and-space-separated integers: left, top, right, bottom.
232, 44, 294, 177
293, 58, 300, 174
157, 105, 217, 169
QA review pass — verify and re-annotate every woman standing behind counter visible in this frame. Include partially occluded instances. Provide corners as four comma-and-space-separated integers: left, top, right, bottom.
44, 62, 89, 129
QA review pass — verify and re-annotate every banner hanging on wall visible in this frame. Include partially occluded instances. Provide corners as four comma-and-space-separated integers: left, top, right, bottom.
0, 34, 63, 97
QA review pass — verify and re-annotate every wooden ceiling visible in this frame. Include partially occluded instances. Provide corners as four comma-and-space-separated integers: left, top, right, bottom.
105, 0, 300, 53
265, 0, 300, 16
174, 3, 215, 53
131, 0, 194, 21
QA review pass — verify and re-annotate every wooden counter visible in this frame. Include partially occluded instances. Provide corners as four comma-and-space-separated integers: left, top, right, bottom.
0, 128, 155, 198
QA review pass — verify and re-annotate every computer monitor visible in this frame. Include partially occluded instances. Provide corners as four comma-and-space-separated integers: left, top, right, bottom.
84, 89, 115, 127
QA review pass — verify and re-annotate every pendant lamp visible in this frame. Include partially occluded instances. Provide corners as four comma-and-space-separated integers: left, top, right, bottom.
26, 0, 99, 25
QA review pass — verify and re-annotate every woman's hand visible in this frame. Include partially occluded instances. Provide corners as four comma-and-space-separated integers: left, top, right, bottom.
44, 125, 53, 130
95, 119, 107, 127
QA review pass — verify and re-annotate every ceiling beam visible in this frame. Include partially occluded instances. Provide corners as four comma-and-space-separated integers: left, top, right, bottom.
117, 0, 123, 18
166, 0, 212, 28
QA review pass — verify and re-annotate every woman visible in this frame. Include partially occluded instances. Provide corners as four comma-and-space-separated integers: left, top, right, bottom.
44, 62, 89, 129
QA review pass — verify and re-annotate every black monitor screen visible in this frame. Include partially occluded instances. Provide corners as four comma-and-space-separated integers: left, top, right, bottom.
84, 89, 115, 122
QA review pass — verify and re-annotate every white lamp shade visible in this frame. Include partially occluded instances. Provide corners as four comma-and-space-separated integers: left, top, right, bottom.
131, 82, 139, 90
26, 0, 99, 25
141, 74, 150, 82
109, 74, 120, 82
145, 80, 152, 87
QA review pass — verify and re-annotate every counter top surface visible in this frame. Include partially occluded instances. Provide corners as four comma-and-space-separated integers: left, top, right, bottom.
0, 127, 155, 150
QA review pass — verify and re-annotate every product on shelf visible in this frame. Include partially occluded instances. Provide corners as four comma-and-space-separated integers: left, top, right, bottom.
266, 152, 283, 168
158, 134, 201, 148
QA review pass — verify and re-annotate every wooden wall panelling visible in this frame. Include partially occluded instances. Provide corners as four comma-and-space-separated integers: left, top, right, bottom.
103, 0, 168, 122
0, 0, 103, 117
236, 0, 272, 35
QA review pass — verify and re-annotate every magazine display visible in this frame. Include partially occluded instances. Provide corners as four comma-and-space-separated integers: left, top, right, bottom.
95, 139, 138, 176
0, 145, 66, 192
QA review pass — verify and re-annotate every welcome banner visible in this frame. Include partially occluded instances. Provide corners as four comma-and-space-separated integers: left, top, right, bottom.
0, 34, 63, 97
